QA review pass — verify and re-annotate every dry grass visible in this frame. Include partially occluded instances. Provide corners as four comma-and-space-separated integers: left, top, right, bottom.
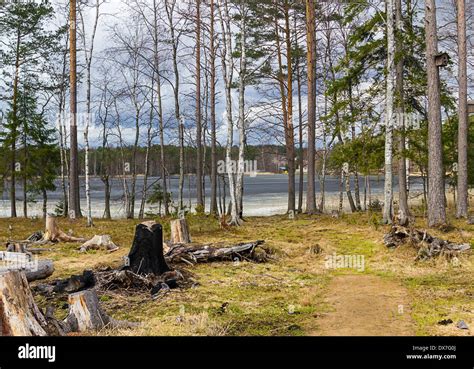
0, 210, 473, 336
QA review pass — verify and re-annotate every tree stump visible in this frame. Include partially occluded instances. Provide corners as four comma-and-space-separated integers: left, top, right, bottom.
65, 289, 136, 332
170, 219, 191, 244
42, 214, 86, 243
79, 235, 119, 253
0, 271, 48, 336
125, 221, 170, 275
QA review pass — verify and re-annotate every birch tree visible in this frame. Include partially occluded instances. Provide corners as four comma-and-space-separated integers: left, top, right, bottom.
195, 0, 204, 211
209, 0, 218, 215
78, 0, 103, 227
383, 0, 396, 224
217, 0, 241, 225
235, 0, 247, 219
305, 0, 317, 214
164, 0, 185, 214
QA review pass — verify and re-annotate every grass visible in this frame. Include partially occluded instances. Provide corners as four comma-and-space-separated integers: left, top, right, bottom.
0, 211, 473, 336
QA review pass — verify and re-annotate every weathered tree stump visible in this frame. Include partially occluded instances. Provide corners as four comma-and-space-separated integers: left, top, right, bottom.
170, 219, 191, 244
0, 271, 49, 336
65, 289, 136, 332
125, 221, 170, 275
42, 214, 86, 243
79, 235, 119, 253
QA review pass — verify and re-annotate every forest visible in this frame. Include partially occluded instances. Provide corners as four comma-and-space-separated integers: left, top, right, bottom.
0, 0, 473, 339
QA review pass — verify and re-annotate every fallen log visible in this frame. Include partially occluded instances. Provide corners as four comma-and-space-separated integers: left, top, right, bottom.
0, 252, 54, 281
79, 235, 119, 253
34, 270, 96, 295
165, 240, 267, 264
170, 218, 191, 244
65, 289, 137, 332
383, 226, 471, 260
25, 260, 54, 282
125, 221, 171, 276
0, 271, 49, 336
6, 242, 52, 254
6, 232, 52, 254
5, 242, 29, 253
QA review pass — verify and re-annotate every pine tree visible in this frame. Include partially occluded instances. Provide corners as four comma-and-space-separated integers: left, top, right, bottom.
0, 1, 63, 218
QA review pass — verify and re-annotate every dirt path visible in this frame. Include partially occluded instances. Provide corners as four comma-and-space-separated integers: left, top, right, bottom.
312, 274, 415, 336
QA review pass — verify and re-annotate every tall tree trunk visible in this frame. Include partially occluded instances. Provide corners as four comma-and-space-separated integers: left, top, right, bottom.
58, 63, 69, 217
284, 0, 296, 213
305, 0, 317, 213
319, 95, 327, 213
295, 15, 304, 213
130, 107, 140, 219
22, 118, 27, 219
235, 3, 246, 219
22, 156, 27, 218
69, 0, 81, 219
347, 80, 361, 211
456, 0, 468, 218
196, 0, 203, 210
165, 0, 183, 214
396, 0, 410, 226
338, 170, 344, 213
425, 0, 446, 226
383, 0, 396, 224
139, 86, 154, 220
152, 0, 168, 216
217, 0, 240, 225
10, 30, 20, 218
210, 0, 218, 216
345, 163, 357, 213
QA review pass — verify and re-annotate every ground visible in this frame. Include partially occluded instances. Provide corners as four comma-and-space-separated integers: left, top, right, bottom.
1, 211, 473, 336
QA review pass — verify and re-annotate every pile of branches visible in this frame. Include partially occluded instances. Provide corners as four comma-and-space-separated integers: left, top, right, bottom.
34, 267, 192, 300
383, 226, 471, 260
165, 240, 268, 265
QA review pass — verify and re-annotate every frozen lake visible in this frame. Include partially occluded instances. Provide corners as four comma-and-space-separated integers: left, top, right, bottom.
0, 174, 424, 218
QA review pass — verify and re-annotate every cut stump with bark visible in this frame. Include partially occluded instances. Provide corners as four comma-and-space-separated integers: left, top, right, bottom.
65, 289, 136, 332
42, 214, 86, 243
170, 219, 191, 244
125, 221, 171, 276
0, 271, 49, 336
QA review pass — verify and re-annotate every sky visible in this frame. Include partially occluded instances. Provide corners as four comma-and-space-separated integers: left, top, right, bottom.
1, 0, 473, 149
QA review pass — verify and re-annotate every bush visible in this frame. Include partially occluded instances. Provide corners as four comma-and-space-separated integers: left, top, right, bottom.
368, 199, 383, 212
